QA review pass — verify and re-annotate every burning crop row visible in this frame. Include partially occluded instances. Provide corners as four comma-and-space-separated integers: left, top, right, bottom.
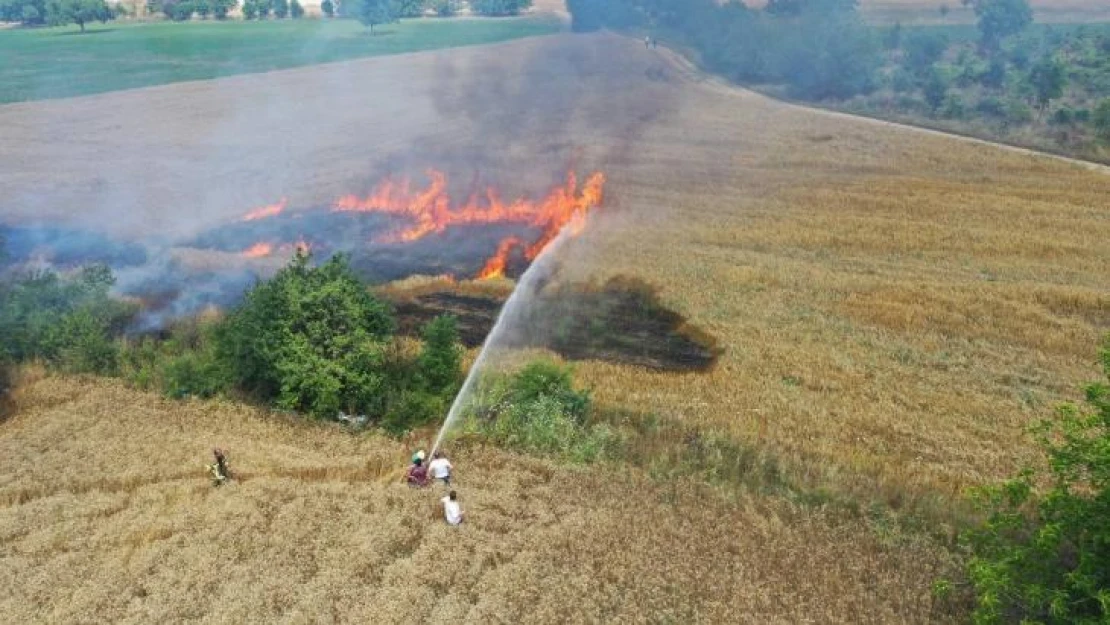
238, 169, 606, 280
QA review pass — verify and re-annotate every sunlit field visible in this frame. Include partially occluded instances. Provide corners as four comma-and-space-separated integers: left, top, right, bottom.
0, 373, 958, 622
1, 30, 1108, 622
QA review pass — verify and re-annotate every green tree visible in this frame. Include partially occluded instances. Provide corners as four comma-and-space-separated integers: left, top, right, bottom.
169, 0, 193, 19
974, 0, 1032, 52
321, 0, 333, 15
2, 0, 48, 24
45, 0, 113, 32
980, 56, 1007, 88
272, 0, 287, 17
1093, 99, 1110, 143
962, 336, 1110, 623
210, 0, 233, 18
22, 3, 42, 22
393, 0, 424, 17
241, 0, 257, 18
357, 0, 395, 32
417, 315, 462, 395
1028, 56, 1066, 115
0, 265, 133, 374
290, 0, 303, 17
256, 0, 270, 18
194, 0, 210, 18
923, 67, 949, 111
903, 30, 949, 76
215, 252, 395, 419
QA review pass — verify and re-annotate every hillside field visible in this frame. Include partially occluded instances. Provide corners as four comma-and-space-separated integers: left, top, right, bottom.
1, 31, 1108, 622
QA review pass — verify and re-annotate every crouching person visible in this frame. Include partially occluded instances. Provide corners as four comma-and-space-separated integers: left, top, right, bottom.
441, 490, 464, 526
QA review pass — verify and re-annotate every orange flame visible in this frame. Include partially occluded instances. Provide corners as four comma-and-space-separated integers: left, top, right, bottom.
242, 198, 287, 222
477, 236, 524, 280
238, 170, 605, 278
241, 242, 274, 258
333, 170, 606, 253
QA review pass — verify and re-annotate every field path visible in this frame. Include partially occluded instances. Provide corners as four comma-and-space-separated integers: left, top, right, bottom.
650, 41, 1110, 176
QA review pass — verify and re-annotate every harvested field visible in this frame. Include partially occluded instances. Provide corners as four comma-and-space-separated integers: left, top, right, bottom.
0, 375, 958, 623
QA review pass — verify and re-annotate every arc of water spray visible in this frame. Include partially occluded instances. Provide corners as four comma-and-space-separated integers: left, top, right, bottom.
430, 225, 578, 457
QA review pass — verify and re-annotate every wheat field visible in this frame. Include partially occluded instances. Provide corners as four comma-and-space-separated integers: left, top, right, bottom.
1, 31, 1108, 620
0, 374, 958, 623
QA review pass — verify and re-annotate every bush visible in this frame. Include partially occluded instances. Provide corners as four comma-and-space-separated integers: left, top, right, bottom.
1003, 98, 1033, 125
509, 360, 590, 424
939, 93, 967, 119
1049, 107, 1073, 125
977, 95, 1006, 118
961, 336, 1110, 623
469, 361, 611, 462
0, 265, 134, 374
381, 389, 444, 435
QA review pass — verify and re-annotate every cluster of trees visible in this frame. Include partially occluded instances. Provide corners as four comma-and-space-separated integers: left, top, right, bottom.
320, 0, 530, 25
144, 0, 304, 21
567, 0, 1110, 146
3, 0, 534, 25
0, 248, 465, 434
958, 336, 1110, 623
567, 0, 882, 100
878, 17, 1110, 144
1, 0, 114, 30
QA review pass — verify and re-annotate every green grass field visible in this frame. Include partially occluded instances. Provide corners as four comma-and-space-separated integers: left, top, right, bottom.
0, 17, 564, 104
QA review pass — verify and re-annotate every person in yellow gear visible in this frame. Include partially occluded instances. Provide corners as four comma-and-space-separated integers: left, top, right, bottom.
208, 448, 231, 486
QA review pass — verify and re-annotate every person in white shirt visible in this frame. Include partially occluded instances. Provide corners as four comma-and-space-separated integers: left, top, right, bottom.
441, 490, 464, 526
427, 451, 453, 486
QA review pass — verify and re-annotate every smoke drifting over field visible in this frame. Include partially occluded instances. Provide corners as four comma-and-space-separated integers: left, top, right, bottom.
0, 34, 683, 330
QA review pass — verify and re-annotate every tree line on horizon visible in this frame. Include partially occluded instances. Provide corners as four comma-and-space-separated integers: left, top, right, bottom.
0, 0, 533, 27
567, 0, 1110, 150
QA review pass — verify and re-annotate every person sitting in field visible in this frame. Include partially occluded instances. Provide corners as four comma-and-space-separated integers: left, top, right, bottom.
208, 448, 231, 486
427, 451, 453, 486
441, 490, 464, 526
406, 457, 428, 487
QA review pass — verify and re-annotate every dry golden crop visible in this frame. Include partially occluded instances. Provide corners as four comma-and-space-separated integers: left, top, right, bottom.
0, 375, 959, 623
1, 30, 1107, 622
